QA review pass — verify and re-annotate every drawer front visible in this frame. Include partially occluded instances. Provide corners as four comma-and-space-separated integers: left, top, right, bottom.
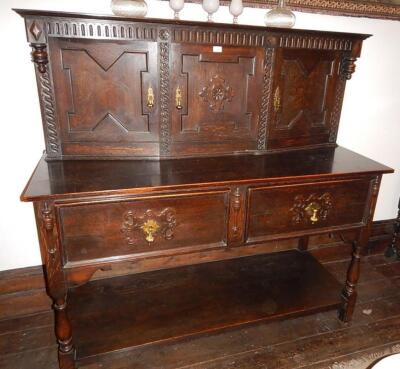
246, 179, 371, 242
59, 191, 229, 264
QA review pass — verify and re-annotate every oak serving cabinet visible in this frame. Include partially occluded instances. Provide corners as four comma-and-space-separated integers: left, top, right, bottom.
16, 9, 393, 369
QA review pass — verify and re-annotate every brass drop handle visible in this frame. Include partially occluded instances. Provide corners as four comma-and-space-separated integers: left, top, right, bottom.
141, 219, 160, 243
310, 209, 318, 223
273, 86, 281, 113
147, 86, 155, 108
176, 86, 183, 110
305, 202, 320, 224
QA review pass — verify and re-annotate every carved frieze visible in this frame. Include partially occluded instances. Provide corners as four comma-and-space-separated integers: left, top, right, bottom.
199, 75, 234, 113
279, 35, 352, 51
172, 28, 268, 47
121, 208, 177, 245
290, 193, 333, 225
46, 19, 157, 41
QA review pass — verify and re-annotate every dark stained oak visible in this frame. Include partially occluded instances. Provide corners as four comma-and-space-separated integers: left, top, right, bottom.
68, 251, 342, 360
15, 9, 393, 369
21, 146, 392, 202
16, 9, 369, 160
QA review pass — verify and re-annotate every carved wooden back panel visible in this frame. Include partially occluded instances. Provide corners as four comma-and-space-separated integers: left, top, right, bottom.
18, 10, 367, 160
267, 49, 343, 150
50, 38, 160, 157
169, 44, 265, 156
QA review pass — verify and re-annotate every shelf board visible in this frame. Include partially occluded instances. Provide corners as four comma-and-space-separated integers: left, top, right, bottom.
69, 250, 343, 361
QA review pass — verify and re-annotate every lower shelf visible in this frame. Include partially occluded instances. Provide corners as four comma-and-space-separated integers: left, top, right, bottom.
68, 250, 343, 361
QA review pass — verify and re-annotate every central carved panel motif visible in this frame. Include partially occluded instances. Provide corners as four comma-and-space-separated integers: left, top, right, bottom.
290, 193, 333, 225
199, 75, 234, 113
121, 208, 177, 245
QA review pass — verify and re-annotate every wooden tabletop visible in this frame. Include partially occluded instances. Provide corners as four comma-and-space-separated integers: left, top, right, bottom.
21, 146, 393, 202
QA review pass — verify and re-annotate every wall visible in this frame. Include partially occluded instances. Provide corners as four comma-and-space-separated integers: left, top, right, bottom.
0, 0, 399, 271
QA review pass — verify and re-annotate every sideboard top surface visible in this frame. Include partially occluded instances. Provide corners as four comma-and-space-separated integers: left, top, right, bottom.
14, 8, 370, 39
21, 146, 393, 202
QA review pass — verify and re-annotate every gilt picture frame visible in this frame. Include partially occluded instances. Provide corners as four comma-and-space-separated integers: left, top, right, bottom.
186, 0, 400, 20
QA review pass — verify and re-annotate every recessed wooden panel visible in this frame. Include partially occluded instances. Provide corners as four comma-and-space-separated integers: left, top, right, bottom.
246, 179, 371, 243
49, 38, 160, 157
59, 191, 229, 264
169, 44, 265, 155
267, 49, 341, 150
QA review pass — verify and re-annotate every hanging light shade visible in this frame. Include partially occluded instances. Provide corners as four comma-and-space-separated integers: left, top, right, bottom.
202, 0, 220, 22
111, 0, 148, 17
169, 0, 185, 19
264, 0, 296, 28
229, 0, 244, 24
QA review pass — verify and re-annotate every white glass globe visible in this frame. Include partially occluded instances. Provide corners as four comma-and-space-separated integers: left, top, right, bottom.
264, 0, 296, 28
229, 0, 243, 24
111, 0, 148, 17
202, 0, 220, 22
169, 0, 185, 19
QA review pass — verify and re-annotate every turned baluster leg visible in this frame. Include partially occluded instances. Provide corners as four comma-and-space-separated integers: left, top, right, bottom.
54, 296, 75, 369
35, 201, 76, 369
385, 197, 400, 259
339, 239, 362, 322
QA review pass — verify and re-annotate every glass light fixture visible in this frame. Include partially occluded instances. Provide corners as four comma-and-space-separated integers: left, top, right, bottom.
229, 0, 243, 24
111, 0, 148, 17
169, 0, 185, 20
264, 0, 296, 28
202, 0, 220, 22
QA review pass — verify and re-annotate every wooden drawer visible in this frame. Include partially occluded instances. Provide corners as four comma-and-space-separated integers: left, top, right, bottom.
246, 179, 371, 243
58, 191, 229, 264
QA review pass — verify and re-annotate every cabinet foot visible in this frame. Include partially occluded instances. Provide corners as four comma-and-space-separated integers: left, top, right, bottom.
59, 348, 76, 369
338, 290, 357, 322
54, 297, 75, 369
338, 240, 362, 323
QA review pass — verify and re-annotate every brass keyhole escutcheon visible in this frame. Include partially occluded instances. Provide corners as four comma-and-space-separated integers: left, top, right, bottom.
176, 86, 183, 110
305, 202, 320, 224
141, 219, 160, 243
147, 86, 155, 108
273, 86, 281, 113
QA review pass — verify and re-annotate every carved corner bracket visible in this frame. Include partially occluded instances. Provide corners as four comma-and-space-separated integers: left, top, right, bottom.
341, 57, 357, 80
121, 208, 177, 245
290, 193, 333, 225
31, 43, 48, 74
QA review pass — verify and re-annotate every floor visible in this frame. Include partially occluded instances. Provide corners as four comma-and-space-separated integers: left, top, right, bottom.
1, 252, 399, 369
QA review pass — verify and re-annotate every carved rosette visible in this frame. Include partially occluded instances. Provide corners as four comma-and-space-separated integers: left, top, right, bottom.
290, 193, 333, 225
199, 75, 234, 113
121, 208, 177, 245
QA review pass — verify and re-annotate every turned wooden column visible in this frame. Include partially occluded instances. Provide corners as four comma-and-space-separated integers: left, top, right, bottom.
339, 176, 381, 322
35, 202, 76, 369
339, 238, 362, 322
385, 197, 400, 259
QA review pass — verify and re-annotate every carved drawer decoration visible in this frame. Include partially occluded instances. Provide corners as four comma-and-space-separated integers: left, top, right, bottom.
290, 193, 333, 225
121, 208, 177, 245
246, 179, 370, 243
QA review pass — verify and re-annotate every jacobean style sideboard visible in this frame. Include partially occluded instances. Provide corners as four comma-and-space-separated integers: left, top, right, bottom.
16, 9, 393, 369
